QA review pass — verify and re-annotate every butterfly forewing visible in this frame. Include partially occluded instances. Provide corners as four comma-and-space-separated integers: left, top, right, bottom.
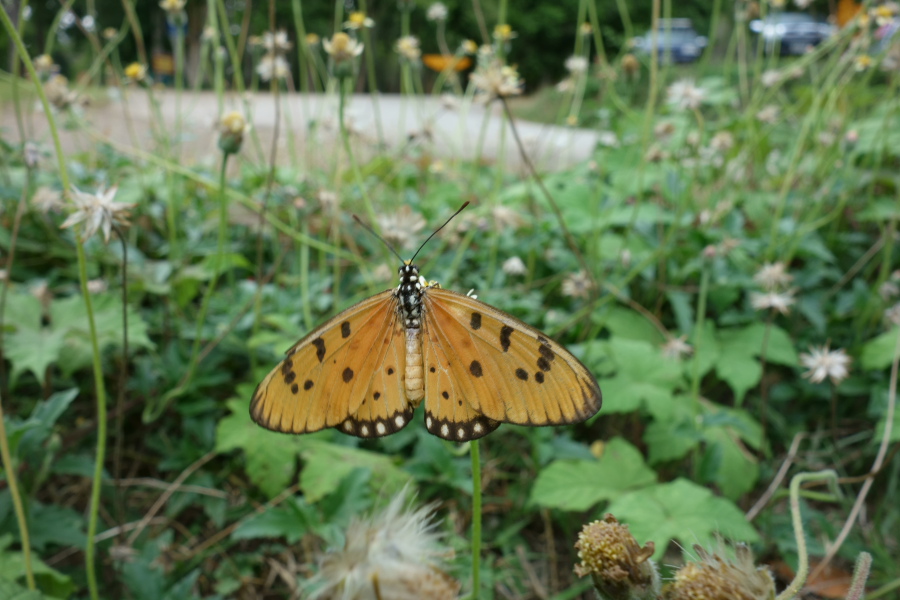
420, 287, 601, 441
250, 290, 412, 437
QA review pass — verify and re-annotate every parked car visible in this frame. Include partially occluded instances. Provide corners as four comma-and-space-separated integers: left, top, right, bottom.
632, 19, 708, 63
749, 12, 836, 55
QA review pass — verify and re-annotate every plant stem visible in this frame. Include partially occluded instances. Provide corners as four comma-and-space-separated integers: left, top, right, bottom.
0, 392, 34, 588
470, 439, 482, 600
0, 9, 105, 599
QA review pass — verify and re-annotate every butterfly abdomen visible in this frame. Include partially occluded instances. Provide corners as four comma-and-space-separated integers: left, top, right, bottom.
398, 262, 426, 403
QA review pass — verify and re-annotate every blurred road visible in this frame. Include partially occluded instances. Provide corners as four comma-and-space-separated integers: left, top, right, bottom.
3, 89, 604, 172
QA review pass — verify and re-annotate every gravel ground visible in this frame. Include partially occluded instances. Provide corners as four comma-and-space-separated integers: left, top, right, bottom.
2, 89, 603, 173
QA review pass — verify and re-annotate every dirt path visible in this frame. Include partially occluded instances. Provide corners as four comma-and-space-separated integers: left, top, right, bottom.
2, 89, 602, 173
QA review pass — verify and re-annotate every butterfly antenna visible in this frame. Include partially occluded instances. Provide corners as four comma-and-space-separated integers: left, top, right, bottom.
352, 214, 405, 263
410, 201, 470, 263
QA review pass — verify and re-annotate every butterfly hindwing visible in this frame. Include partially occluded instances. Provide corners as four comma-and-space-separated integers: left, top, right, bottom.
421, 287, 601, 441
250, 290, 413, 437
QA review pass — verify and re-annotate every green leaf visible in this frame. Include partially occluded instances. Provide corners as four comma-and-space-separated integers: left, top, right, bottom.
18, 389, 79, 460
51, 293, 154, 378
644, 408, 700, 464
598, 338, 684, 416
602, 307, 665, 346
27, 502, 85, 552
4, 328, 67, 386
0, 534, 75, 599
215, 394, 410, 501
700, 426, 760, 500
0, 581, 45, 600
713, 324, 798, 403
860, 327, 900, 371
606, 479, 759, 560
215, 396, 306, 499
530, 438, 657, 511
231, 497, 312, 543
298, 439, 410, 503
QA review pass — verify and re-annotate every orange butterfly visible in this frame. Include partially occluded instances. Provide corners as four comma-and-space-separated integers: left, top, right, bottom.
250, 205, 601, 442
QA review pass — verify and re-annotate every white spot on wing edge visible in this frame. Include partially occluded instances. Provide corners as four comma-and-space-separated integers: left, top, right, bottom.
376, 422, 386, 435
426, 416, 433, 429
474, 422, 483, 433
440, 423, 449, 437
361, 425, 370, 436
395, 415, 405, 428
344, 422, 354, 431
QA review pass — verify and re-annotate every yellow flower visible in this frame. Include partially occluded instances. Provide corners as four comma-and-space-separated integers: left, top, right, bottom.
306, 33, 320, 46
566, 115, 578, 126
580, 22, 593, 36
469, 60, 522, 103
323, 32, 364, 63
33, 54, 55, 74
218, 111, 249, 154
344, 11, 375, 30
661, 544, 775, 600
872, 4, 898, 26
159, 0, 186, 13
102, 27, 118, 40
493, 23, 517, 42
854, 54, 873, 71
461, 39, 478, 54
124, 62, 148, 83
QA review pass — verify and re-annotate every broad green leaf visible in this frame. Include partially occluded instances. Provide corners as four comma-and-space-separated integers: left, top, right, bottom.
231, 497, 312, 542
860, 327, 900, 371
598, 338, 684, 416
298, 439, 410, 503
215, 396, 306, 498
0, 580, 45, 600
607, 479, 759, 560
5, 328, 67, 385
27, 502, 86, 552
0, 534, 75, 599
602, 307, 666, 346
700, 427, 760, 500
644, 416, 699, 464
18, 388, 79, 460
530, 438, 657, 511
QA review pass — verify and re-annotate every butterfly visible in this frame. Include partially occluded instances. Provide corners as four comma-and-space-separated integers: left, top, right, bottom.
250, 204, 602, 442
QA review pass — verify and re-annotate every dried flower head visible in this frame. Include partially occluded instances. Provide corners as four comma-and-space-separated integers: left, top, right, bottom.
753, 262, 793, 291
621, 53, 640, 79
306, 33, 321, 46
565, 55, 589, 75
257, 53, 290, 81
60, 186, 134, 243
661, 335, 693, 360
750, 290, 796, 314
490, 205, 526, 231
396, 36, 422, 62
574, 514, 659, 598
309, 487, 459, 600
756, 105, 779, 124
377, 206, 426, 251
44, 75, 77, 110
662, 544, 775, 600
31, 186, 65, 214
426, 2, 448, 22
562, 270, 595, 299
344, 11, 375, 30
324, 33, 364, 64
854, 54, 874, 71
470, 60, 522, 103
886, 302, 900, 326
502, 256, 527, 276
460, 39, 478, 55
87, 279, 108, 294
262, 30, 292, 53
800, 344, 852, 385
667, 79, 706, 111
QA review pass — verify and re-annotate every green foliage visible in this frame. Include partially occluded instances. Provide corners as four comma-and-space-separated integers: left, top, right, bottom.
1, 0, 899, 597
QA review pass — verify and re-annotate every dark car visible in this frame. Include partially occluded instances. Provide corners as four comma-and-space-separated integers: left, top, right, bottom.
632, 19, 708, 63
749, 12, 835, 55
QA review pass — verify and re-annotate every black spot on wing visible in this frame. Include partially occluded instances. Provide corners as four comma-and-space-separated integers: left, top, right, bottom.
535, 371, 545, 384
312, 337, 326, 362
442, 390, 449, 399
515, 368, 528, 381
341, 321, 351, 338
304, 379, 314, 390
470, 360, 483, 377
342, 367, 354, 383
290, 383, 299, 394
537, 357, 551, 372
500, 326, 513, 352
470, 312, 482, 330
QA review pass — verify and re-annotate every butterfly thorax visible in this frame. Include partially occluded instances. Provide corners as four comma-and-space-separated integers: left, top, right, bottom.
397, 262, 427, 402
